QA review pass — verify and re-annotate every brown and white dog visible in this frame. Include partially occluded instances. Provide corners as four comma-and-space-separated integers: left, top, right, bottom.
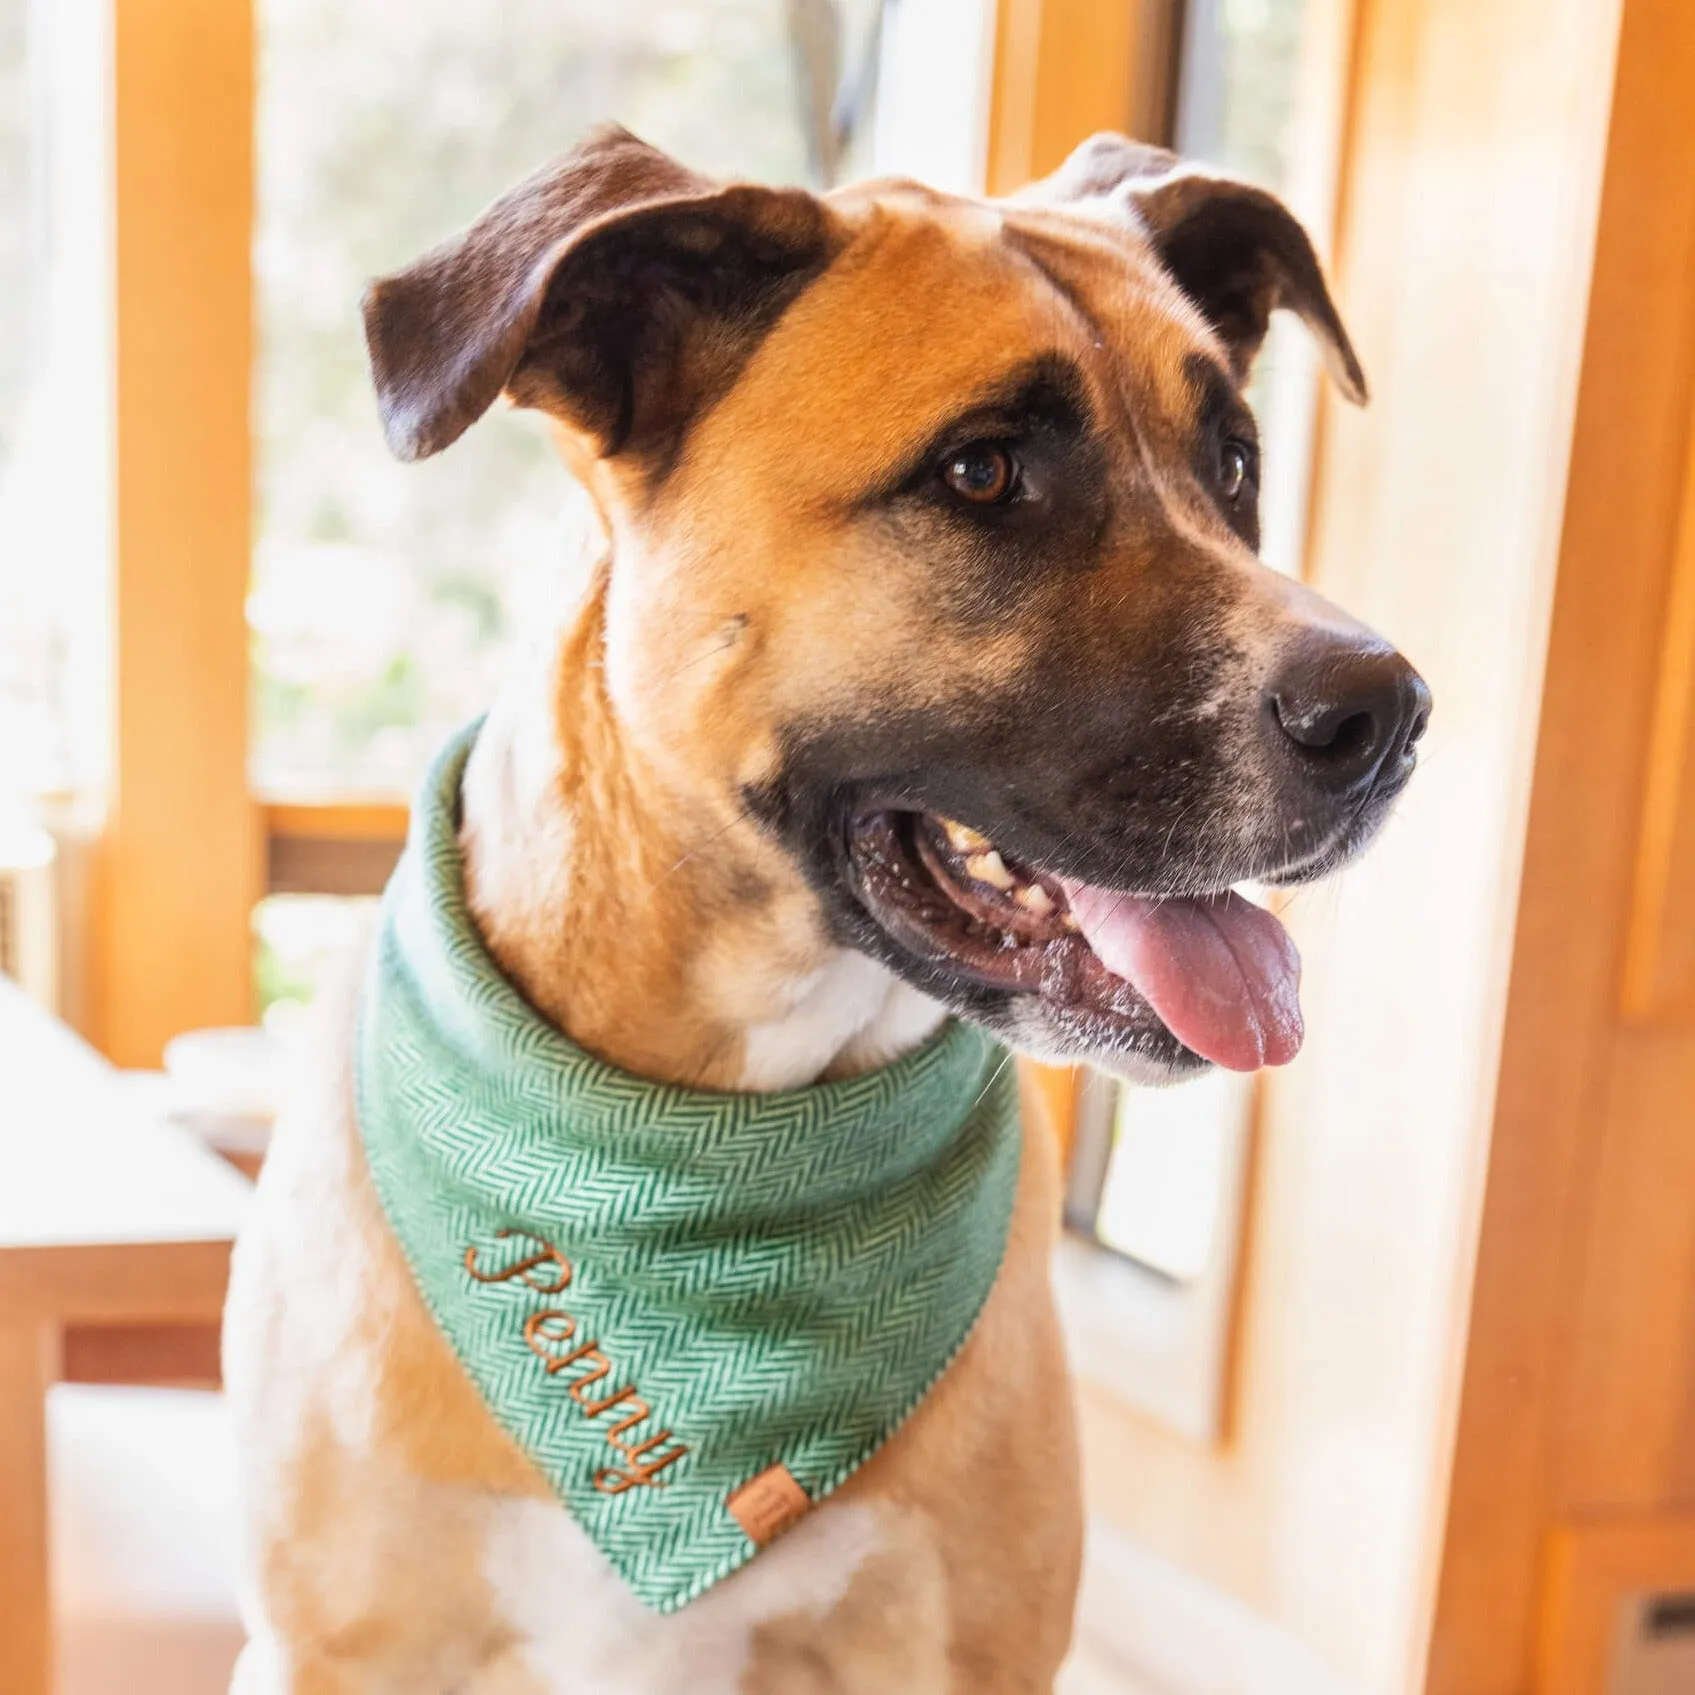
224, 127, 1428, 1694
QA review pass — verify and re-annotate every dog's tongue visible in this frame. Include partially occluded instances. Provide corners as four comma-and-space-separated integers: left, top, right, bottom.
1057, 882, 1304, 1071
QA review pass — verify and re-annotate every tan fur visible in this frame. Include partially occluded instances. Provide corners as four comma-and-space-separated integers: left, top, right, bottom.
228, 134, 1371, 1692
227, 958, 1076, 1691
453, 190, 1247, 1091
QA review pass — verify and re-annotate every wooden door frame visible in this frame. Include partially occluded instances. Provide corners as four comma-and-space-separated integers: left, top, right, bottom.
1426, 1, 1695, 1688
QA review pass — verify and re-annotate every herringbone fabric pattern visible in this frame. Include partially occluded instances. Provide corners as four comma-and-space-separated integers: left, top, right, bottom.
355, 724, 1021, 1612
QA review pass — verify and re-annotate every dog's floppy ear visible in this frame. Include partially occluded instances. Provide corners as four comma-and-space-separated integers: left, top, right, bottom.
363, 125, 843, 463
1025, 132, 1366, 404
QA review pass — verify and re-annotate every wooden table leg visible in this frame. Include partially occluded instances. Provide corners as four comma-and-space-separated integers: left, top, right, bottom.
0, 1321, 54, 1695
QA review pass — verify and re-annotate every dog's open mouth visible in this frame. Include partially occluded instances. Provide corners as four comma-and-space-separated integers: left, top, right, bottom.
846, 812, 1303, 1071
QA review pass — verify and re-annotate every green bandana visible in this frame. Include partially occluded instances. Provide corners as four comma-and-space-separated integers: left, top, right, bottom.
355, 724, 1021, 1613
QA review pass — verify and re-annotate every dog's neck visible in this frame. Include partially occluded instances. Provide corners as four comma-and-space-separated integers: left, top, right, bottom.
458, 565, 943, 1092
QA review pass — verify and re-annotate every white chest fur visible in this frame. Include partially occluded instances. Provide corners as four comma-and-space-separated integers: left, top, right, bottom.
481, 1491, 941, 1694
737, 950, 946, 1089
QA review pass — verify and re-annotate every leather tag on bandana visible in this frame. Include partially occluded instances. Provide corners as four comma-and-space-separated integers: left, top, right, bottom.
727, 1464, 811, 1546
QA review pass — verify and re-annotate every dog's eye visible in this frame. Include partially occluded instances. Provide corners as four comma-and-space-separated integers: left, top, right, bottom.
1219, 437, 1255, 503
941, 442, 1019, 505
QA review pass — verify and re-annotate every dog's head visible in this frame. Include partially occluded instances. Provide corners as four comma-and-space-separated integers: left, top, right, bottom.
364, 127, 1428, 1082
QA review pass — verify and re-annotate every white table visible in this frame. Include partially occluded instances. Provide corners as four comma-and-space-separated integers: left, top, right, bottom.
0, 979, 250, 1695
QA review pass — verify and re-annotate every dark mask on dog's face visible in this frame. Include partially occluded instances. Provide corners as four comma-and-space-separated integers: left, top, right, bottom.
364, 126, 1429, 1081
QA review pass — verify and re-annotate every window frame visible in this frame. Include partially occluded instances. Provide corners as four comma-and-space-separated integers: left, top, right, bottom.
92, 0, 260, 1067
83, 0, 1161, 1077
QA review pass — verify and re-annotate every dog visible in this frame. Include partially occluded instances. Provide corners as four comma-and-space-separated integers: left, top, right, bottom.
224, 125, 1429, 1694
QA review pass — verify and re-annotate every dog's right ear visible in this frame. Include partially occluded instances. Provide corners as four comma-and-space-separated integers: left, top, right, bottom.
362, 125, 843, 464
1022, 132, 1366, 404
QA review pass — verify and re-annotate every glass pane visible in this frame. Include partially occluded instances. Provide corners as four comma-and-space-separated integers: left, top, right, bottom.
252, 0, 882, 797
1175, 0, 1310, 191
1070, 0, 1329, 1268
254, 893, 378, 1035
1174, 0, 1323, 578
1093, 1067, 1253, 1281
0, 0, 64, 802
0, 0, 30, 470
1216, 0, 1307, 189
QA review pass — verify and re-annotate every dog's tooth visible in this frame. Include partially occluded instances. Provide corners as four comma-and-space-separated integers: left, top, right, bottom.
965, 850, 1016, 891
1061, 911, 1080, 933
1015, 883, 1055, 916
942, 817, 993, 855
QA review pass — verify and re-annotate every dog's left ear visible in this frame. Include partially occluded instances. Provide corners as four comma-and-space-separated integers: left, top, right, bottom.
363, 125, 844, 464
1025, 132, 1367, 403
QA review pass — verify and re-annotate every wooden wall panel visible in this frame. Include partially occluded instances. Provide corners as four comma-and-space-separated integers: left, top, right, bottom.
1538, 1517, 1695, 1695
1621, 408, 1695, 1023
1428, 1, 1695, 1690
1530, 251, 1695, 1538
1556, 1032, 1695, 1515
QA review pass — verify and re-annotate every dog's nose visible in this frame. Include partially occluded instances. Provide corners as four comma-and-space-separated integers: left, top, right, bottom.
1265, 634, 1431, 792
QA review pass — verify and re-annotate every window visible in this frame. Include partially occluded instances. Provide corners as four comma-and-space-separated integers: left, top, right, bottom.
0, 0, 63, 802
1176, 0, 1343, 577
1066, 1067, 1257, 1280
1055, 0, 1354, 1441
0, 0, 29, 468
1064, 0, 1343, 1264
0, 0, 111, 814
15, 0, 1254, 1106
1175, 0, 1313, 189
251, 0, 886, 798
248, 0, 893, 1018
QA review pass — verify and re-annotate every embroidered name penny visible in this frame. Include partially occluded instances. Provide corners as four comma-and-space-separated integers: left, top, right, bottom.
726, 1463, 811, 1547
465, 1229, 689, 1495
